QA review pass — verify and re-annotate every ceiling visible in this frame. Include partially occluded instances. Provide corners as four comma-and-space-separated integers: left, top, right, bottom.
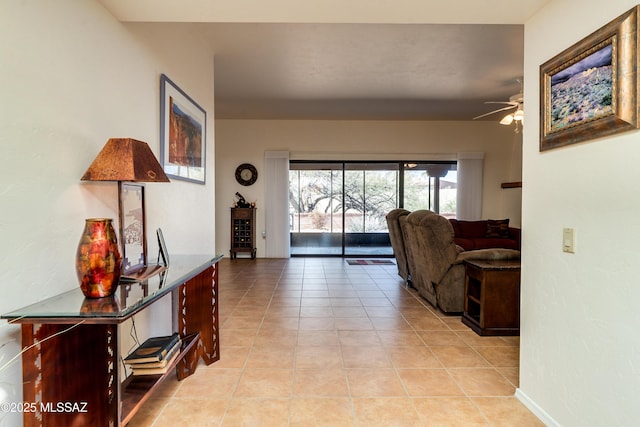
206, 23, 524, 120
99, 0, 547, 120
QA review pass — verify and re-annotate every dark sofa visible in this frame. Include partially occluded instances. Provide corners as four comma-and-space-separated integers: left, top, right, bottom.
386, 209, 521, 313
449, 218, 520, 251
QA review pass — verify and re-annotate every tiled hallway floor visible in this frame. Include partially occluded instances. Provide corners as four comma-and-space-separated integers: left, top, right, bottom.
129, 257, 542, 426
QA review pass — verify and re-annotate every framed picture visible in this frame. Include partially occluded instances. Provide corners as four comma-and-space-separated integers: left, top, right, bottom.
156, 228, 169, 267
540, 6, 639, 151
160, 73, 206, 184
119, 182, 147, 274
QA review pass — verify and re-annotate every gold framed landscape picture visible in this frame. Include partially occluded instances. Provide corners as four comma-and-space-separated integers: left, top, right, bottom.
540, 6, 639, 151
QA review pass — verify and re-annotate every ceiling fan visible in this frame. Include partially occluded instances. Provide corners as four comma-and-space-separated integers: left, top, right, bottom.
473, 79, 524, 132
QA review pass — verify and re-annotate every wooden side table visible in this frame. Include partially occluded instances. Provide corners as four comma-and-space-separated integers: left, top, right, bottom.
462, 258, 521, 336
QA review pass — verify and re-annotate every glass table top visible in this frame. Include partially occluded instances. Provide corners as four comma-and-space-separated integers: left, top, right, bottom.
2, 254, 222, 323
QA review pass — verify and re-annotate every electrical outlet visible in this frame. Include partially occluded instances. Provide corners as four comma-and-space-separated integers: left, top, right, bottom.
562, 228, 575, 253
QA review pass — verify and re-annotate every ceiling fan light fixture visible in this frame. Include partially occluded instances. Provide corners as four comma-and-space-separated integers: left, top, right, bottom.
500, 114, 514, 125
513, 109, 524, 121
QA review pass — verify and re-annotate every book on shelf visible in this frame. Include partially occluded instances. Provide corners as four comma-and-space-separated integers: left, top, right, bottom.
124, 333, 180, 365
131, 346, 181, 375
130, 341, 181, 369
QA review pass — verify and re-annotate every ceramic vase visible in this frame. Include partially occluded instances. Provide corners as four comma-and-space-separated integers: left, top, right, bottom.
76, 218, 122, 298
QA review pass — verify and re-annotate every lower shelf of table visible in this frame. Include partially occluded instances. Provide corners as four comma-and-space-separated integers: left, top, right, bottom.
462, 314, 520, 336
121, 332, 200, 425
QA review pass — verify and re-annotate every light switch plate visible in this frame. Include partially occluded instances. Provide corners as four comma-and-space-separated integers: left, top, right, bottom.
562, 228, 575, 253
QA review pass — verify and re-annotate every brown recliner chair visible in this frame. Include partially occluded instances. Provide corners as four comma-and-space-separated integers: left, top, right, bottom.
385, 208, 411, 283
402, 210, 520, 313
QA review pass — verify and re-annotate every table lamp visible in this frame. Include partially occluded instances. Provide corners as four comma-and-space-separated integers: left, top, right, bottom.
78, 138, 170, 296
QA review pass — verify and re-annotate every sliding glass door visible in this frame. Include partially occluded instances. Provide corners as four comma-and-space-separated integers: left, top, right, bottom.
343, 163, 398, 255
289, 161, 456, 256
289, 163, 344, 255
403, 163, 457, 218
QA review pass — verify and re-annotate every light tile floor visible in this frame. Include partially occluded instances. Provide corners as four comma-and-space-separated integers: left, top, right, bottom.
129, 257, 543, 426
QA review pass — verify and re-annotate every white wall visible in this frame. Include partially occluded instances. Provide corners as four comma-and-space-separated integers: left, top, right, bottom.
519, 1, 640, 425
215, 119, 522, 257
0, 1, 215, 423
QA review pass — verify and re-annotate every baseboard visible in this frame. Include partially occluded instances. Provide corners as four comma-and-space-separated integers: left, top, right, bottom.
515, 388, 561, 427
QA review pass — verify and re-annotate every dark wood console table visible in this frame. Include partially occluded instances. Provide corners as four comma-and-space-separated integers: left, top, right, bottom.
462, 258, 521, 336
2, 254, 222, 427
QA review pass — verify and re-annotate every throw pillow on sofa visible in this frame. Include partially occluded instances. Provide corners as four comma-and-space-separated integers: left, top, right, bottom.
449, 219, 486, 238
486, 219, 510, 238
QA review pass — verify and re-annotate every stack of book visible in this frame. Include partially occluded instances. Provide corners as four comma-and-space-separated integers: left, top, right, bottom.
124, 333, 182, 376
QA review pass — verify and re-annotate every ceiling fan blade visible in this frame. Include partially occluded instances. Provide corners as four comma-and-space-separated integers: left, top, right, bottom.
484, 101, 519, 106
472, 104, 518, 120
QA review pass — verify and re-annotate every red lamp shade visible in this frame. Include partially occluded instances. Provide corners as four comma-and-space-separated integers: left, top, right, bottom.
81, 138, 169, 182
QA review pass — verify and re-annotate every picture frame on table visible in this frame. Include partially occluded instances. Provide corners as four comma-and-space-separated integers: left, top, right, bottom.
156, 228, 169, 267
119, 182, 146, 275
539, 6, 639, 151
160, 73, 207, 184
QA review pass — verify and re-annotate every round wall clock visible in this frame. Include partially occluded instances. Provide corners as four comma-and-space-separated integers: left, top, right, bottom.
235, 163, 258, 186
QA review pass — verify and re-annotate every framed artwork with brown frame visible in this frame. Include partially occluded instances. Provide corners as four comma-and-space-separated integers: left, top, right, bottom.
160, 73, 207, 184
119, 182, 147, 274
540, 6, 639, 151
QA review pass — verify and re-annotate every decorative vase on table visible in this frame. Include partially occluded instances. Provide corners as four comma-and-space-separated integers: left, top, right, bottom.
76, 218, 122, 298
